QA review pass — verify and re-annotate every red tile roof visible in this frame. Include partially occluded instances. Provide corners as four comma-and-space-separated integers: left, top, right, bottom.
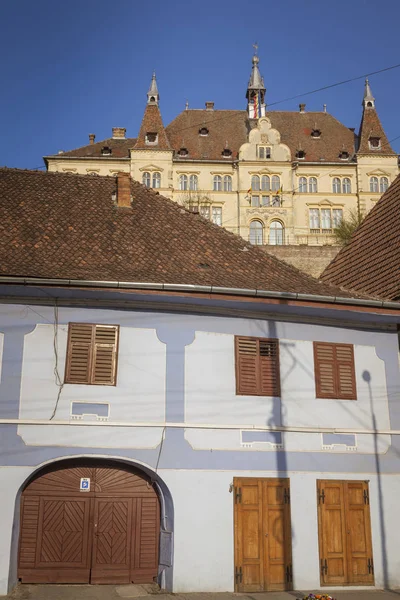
0, 168, 367, 299
321, 174, 400, 300
133, 104, 171, 150
357, 106, 395, 155
49, 137, 136, 159
47, 109, 358, 163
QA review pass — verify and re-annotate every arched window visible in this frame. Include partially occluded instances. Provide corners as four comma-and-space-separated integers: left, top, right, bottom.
251, 175, 260, 191
189, 174, 198, 191
269, 220, 284, 245
261, 175, 270, 191
299, 177, 307, 193
213, 175, 222, 191
342, 178, 351, 193
142, 172, 151, 188
333, 177, 341, 193
309, 177, 318, 193
223, 175, 232, 192
380, 177, 389, 193
152, 172, 161, 188
370, 176, 378, 192
249, 220, 264, 245
179, 174, 188, 191
271, 175, 280, 192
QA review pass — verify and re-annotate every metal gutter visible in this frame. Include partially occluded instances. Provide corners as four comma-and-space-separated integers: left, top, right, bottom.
0, 276, 398, 310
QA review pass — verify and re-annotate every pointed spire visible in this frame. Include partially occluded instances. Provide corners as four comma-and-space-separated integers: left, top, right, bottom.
357, 80, 394, 155
363, 78, 375, 109
246, 46, 266, 119
147, 71, 159, 105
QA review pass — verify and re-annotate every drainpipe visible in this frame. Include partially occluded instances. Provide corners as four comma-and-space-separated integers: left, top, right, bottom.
234, 160, 241, 237
291, 162, 298, 244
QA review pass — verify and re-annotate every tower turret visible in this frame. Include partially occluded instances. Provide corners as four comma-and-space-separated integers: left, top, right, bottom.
246, 47, 266, 119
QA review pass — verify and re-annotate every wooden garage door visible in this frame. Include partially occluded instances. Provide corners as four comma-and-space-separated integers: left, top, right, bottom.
234, 478, 292, 592
18, 465, 160, 584
317, 480, 374, 586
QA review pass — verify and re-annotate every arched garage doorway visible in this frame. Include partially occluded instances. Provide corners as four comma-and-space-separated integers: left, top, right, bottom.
17, 459, 165, 585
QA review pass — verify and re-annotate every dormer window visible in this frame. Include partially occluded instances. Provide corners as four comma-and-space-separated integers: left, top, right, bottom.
199, 127, 209, 136
339, 150, 349, 160
178, 147, 189, 157
145, 132, 158, 144
222, 148, 232, 157
296, 149, 306, 159
311, 129, 321, 138
369, 137, 381, 150
258, 146, 271, 159
101, 146, 112, 156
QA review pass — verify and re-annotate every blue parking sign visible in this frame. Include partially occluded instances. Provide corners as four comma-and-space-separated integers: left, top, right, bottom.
80, 477, 90, 492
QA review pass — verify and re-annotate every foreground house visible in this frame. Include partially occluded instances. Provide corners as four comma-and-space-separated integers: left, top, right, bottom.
44, 55, 399, 247
0, 169, 400, 593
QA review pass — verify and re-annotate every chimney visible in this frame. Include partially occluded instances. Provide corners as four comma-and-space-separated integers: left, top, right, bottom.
112, 127, 126, 139
89, 133, 95, 145
299, 103, 306, 113
205, 101, 214, 111
116, 172, 131, 208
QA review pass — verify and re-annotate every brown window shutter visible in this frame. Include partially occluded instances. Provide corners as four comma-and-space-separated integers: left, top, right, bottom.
314, 342, 356, 400
65, 323, 93, 383
92, 325, 119, 385
259, 340, 280, 396
236, 337, 259, 395
335, 344, 357, 399
236, 337, 280, 396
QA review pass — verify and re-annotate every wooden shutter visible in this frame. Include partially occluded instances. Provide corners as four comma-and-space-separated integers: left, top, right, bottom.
259, 340, 280, 397
236, 337, 258, 395
236, 337, 280, 396
66, 323, 93, 384
314, 342, 356, 400
65, 323, 119, 385
317, 480, 374, 586
336, 345, 356, 399
93, 326, 119, 385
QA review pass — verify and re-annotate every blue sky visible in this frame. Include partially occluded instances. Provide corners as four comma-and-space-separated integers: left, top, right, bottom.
1, 0, 400, 169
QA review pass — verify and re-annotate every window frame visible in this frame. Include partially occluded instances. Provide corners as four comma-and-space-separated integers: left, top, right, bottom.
65, 323, 119, 386
235, 336, 280, 397
189, 174, 198, 191
342, 177, 351, 194
249, 219, 264, 245
179, 174, 188, 191
213, 175, 222, 191
313, 342, 357, 400
223, 175, 232, 192
299, 177, 307, 193
309, 177, 318, 193
332, 177, 341, 194
370, 176, 378, 192
142, 172, 151, 188
380, 177, 389, 193
152, 172, 161, 188
211, 206, 222, 225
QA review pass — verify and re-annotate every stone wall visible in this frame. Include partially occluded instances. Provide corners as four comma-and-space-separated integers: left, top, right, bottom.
263, 244, 341, 278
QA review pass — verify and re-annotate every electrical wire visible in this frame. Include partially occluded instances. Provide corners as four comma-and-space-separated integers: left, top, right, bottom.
49, 301, 64, 420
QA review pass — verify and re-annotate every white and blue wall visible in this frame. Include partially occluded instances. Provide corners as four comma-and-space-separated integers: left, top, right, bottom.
0, 291, 399, 594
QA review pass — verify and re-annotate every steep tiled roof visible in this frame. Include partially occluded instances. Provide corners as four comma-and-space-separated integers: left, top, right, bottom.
0, 168, 366, 298
133, 104, 170, 150
357, 106, 395, 155
166, 109, 356, 162
48, 137, 136, 159
321, 174, 400, 300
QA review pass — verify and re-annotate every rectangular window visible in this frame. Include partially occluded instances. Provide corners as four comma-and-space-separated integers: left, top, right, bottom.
212, 207, 222, 226
65, 323, 119, 386
200, 205, 210, 220
261, 195, 270, 206
314, 342, 356, 400
309, 208, 320, 229
235, 336, 280, 396
258, 146, 271, 159
321, 209, 332, 230
251, 195, 260, 207
332, 209, 343, 228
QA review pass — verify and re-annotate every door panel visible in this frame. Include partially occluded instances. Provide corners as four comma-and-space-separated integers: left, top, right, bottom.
234, 478, 292, 593
91, 498, 132, 583
317, 480, 374, 586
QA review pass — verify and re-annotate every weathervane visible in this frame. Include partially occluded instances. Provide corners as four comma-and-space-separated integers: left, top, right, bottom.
253, 42, 258, 55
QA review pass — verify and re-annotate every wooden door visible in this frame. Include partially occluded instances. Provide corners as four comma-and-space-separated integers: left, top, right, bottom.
18, 464, 160, 584
317, 480, 374, 586
234, 478, 292, 592
91, 498, 132, 583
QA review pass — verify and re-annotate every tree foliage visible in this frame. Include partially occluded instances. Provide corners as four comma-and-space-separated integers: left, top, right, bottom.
333, 209, 365, 246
